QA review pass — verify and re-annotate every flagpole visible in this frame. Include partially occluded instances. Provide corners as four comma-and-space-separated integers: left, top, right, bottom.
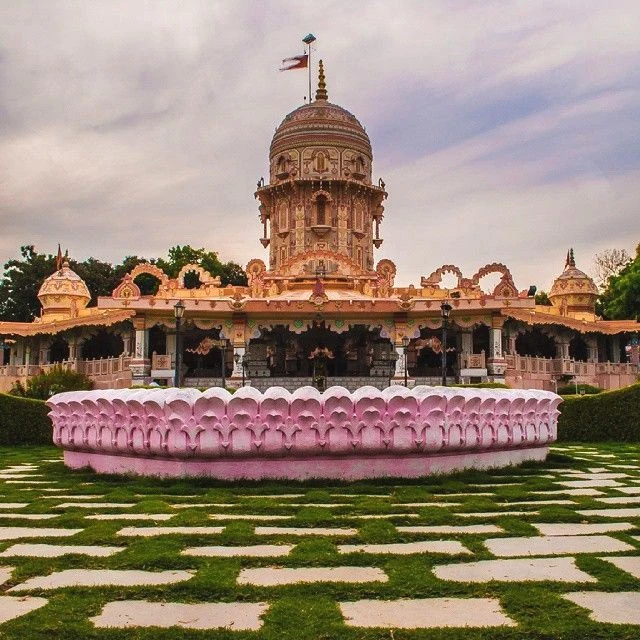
302, 34, 316, 103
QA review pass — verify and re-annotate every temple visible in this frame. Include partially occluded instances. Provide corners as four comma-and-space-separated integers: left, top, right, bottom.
1, 63, 638, 393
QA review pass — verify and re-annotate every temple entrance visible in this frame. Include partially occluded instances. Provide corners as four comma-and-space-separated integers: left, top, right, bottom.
408, 327, 457, 378
182, 327, 232, 379
248, 323, 393, 381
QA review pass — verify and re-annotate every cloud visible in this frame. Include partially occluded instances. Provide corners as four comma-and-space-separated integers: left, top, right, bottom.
0, 0, 638, 292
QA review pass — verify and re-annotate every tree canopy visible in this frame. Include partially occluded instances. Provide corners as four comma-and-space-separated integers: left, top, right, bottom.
600, 243, 640, 320
0, 245, 248, 322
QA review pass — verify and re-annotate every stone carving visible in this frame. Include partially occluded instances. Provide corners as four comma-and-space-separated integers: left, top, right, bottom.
48, 386, 560, 480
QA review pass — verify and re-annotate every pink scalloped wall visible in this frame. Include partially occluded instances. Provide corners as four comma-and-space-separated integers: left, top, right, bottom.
47, 385, 561, 480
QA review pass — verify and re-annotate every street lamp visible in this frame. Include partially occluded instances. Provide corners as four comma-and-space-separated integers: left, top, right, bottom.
173, 300, 185, 388
402, 335, 410, 387
220, 340, 227, 389
440, 301, 452, 386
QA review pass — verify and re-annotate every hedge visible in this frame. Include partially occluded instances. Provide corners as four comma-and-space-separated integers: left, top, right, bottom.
557, 383, 640, 442
0, 393, 52, 445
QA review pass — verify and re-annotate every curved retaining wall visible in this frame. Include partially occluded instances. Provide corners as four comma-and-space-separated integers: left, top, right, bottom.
47, 386, 561, 480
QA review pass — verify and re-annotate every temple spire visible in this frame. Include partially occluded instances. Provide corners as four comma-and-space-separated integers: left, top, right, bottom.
315, 59, 328, 101
565, 248, 576, 268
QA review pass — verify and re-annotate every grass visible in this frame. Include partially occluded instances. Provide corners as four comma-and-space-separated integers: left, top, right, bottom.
0, 443, 637, 639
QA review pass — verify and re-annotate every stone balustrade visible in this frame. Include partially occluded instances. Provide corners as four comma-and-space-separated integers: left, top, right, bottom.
47, 385, 561, 480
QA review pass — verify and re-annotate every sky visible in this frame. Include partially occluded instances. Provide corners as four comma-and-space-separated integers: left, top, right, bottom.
1, 0, 639, 293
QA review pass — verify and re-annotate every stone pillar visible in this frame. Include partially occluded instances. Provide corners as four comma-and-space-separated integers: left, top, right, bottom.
586, 337, 598, 363
610, 336, 620, 363
122, 331, 132, 356
24, 345, 31, 367
556, 340, 570, 360
486, 315, 506, 381
166, 332, 177, 368
130, 317, 150, 384
38, 341, 50, 365
393, 345, 405, 379
460, 331, 472, 356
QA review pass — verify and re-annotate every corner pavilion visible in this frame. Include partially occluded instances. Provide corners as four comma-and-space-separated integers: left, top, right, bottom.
1, 64, 638, 393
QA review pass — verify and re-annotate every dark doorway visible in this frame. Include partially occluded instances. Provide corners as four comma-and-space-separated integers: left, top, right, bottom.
515, 329, 556, 358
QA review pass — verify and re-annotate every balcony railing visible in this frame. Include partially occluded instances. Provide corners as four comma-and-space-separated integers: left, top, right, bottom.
504, 354, 637, 377
459, 352, 486, 369
0, 356, 132, 380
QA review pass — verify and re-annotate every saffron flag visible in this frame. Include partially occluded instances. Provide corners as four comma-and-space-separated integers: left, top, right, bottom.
280, 54, 308, 71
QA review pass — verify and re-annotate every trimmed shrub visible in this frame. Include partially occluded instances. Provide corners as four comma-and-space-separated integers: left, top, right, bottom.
10, 366, 93, 400
0, 393, 52, 445
557, 383, 602, 396
557, 383, 640, 442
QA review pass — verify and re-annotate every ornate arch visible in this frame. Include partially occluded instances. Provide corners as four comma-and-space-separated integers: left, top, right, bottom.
127, 262, 169, 285
471, 263, 518, 297
176, 264, 220, 288
421, 265, 464, 288
112, 274, 141, 300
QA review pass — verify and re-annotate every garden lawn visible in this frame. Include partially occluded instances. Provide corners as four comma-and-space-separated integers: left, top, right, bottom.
0, 443, 638, 639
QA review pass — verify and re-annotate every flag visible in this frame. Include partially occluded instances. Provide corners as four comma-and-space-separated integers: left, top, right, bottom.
56, 244, 63, 271
280, 54, 308, 71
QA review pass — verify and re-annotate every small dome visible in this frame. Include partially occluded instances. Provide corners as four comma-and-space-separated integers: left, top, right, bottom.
38, 260, 91, 317
548, 249, 598, 315
270, 60, 372, 161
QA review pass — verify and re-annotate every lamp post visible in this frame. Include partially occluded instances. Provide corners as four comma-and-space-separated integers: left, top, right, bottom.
402, 335, 410, 387
220, 340, 227, 389
173, 300, 185, 388
440, 301, 452, 386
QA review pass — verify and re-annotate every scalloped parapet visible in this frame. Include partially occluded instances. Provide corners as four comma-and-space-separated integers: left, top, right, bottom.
47, 386, 561, 480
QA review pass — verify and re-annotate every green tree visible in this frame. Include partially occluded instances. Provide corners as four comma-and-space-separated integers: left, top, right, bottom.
534, 291, 552, 306
0, 246, 57, 321
600, 243, 640, 319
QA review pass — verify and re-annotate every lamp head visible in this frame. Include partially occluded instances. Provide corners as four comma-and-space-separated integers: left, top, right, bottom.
402, 335, 410, 348
174, 300, 186, 319
440, 302, 452, 319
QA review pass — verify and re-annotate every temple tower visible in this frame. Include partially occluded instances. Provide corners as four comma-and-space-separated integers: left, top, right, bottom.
255, 61, 387, 279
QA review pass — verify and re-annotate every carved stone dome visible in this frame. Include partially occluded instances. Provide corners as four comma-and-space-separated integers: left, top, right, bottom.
38, 260, 91, 317
270, 101, 372, 160
268, 61, 373, 184
548, 249, 598, 315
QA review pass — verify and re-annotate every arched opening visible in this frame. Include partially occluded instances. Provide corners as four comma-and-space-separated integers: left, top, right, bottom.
315, 151, 326, 172
81, 330, 125, 360
569, 335, 589, 362
316, 195, 327, 225
515, 329, 556, 358
473, 325, 490, 355
409, 327, 457, 378
182, 327, 231, 379
133, 273, 161, 296
49, 336, 69, 363
354, 203, 364, 232
181, 269, 203, 290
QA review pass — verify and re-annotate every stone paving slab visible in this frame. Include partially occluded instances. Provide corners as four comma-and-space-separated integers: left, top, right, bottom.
563, 592, 640, 624
534, 522, 636, 536
0, 514, 58, 520
54, 502, 137, 509
0, 504, 28, 509
182, 544, 294, 558
600, 556, 640, 578
578, 507, 640, 517
616, 487, 640, 494
117, 526, 224, 537
40, 495, 105, 500
0, 595, 48, 624
254, 526, 357, 536
484, 535, 633, 557
497, 500, 575, 506
597, 496, 640, 504
391, 503, 461, 507
9, 569, 195, 592
91, 600, 268, 630
0, 544, 125, 558
5, 481, 55, 485
340, 597, 517, 628
457, 511, 539, 518
0, 566, 13, 585
172, 503, 236, 509
86, 514, 174, 521
397, 525, 503, 534
0, 527, 83, 540
338, 541, 471, 555
350, 514, 420, 519
208, 514, 293, 521
556, 479, 624, 488
237, 566, 388, 586
433, 557, 596, 583
434, 492, 494, 497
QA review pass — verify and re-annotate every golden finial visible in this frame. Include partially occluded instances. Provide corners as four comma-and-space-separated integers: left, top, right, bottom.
315, 59, 328, 101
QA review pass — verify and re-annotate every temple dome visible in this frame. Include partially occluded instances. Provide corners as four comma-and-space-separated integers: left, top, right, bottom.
548, 249, 598, 316
269, 61, 372, 162
38, 260, 91, 318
